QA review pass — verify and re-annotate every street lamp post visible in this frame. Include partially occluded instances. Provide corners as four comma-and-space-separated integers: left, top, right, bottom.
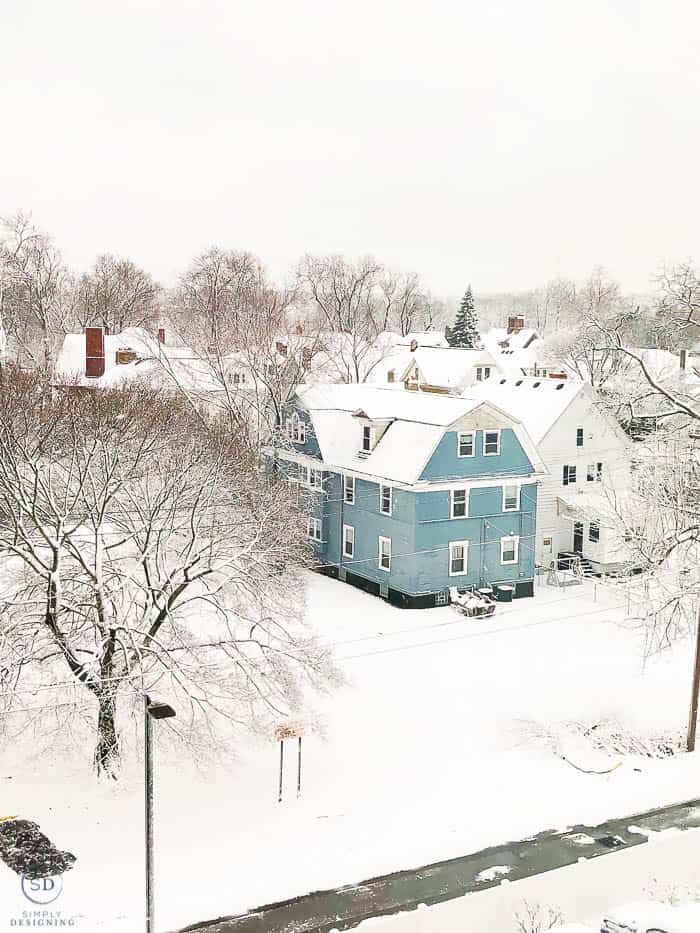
144, 694, 176, 933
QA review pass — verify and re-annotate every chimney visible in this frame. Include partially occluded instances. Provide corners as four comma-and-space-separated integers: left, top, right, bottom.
85, 327, 105, 378
301, 346, 312, 368
680, 349, 687, 370
158, 327, 166, 345
507, 316, 525, 335
410, 339, 418, 352
276, 341, 288, 357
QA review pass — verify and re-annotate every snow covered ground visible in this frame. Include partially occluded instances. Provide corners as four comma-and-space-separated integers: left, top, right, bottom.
356, 826, 700, 932
1, 573, 699, 932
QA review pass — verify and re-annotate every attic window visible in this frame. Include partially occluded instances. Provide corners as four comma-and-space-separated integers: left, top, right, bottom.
362, 425, 375, 453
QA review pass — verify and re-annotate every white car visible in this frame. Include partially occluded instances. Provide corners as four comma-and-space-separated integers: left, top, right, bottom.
601, 900, 700, 932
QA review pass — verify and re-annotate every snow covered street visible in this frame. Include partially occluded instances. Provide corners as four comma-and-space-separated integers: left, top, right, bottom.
2, 573, 699, 932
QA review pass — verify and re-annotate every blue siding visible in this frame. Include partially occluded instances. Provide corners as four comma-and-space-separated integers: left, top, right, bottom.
420, 429, 533, 481
282, 405, 323, 460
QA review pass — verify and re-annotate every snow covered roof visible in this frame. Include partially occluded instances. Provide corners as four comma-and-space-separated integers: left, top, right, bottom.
469, 376, 583, 444
401, 347, 499, 388
396, 331, 449, 348
54, 328, 225, 394
296, 383, 484, 427
294, 382, 546, 484
482, 326, 538, 351
481, 327, 547, 373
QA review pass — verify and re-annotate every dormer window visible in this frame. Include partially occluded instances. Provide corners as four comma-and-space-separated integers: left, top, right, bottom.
387, 369, 395, 384
362, 425, 374, 453
287, 414, 306, 444
476, 366, 491, 381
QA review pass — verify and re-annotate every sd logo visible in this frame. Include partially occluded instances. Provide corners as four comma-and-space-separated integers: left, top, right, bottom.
21, 873, 63, 904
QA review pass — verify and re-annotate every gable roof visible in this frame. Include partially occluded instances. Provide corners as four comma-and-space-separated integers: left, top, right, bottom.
400, 347, 499, 389
397, 331, 449, 348
293, 383, 546, 483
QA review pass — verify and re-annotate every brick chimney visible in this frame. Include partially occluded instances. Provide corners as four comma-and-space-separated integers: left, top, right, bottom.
85, 327, 105, 378
507, 316, 525, 335
410, 339, 418, 352
158, 327, 166, 345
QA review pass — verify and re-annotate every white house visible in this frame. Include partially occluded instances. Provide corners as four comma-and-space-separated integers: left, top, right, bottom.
367, 345, 502, 393
472, 376, 634, 572
481, 317, 565, 378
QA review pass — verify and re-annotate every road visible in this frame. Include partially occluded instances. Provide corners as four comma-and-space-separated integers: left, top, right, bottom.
176, 797, 700, 933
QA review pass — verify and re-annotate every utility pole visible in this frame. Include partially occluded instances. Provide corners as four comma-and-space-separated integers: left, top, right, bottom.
144, 694, 176, 933
687, 600, 700, 752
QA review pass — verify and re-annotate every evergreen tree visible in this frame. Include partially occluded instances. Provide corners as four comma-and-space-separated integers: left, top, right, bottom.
447, 286, 480, 348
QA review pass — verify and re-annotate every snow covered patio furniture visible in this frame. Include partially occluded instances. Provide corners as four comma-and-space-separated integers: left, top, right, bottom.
449, 586, 496, 617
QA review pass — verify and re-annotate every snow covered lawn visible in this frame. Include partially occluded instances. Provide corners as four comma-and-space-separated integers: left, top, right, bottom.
1, 573, 699, 932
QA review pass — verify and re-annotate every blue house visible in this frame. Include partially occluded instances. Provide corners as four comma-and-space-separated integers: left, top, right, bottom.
277, 384, 546, 608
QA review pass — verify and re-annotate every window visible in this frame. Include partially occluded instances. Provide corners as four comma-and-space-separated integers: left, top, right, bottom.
342, 524, 355, 558
343, 474, 355, 504
287, 414, 306, 444
451, 489, 467, 518
435, 590, 449, 606
484, 430, 501, 455
362, 425, 374, 452
500, 535, 519, 564
387, 369, 395, 384
589, 521, 600, 543
449, 541, 469, 576
502, 484, 520, 511
307, 517, 322, 541
380, 485, 392, 515
576, 427, 584, 447
476, 366, 491, 381
457, 431, 475, 458
233, 373, 241, 385
562, 465, 577, 486
596, 462, 603, 482
298, 464, 309, 486
309, 468, 323, 490
378, 536, 391, 571
587, 463, 595, 482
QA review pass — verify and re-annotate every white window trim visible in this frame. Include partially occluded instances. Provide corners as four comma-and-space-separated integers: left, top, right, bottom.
457, 431, 476, 459
448, 540, 469, 576
287, 413, 306, 445
378, 535, 391, 572
342, 524, 355, 558
309, 467, 323, 490
586, 463, 595, 482
596, 462, 603, 483
361, 424, 375, 453
483, 429, 501, 456
576, 427, 584, 447
589, 521, 600, 543
343, 474, 355, 504
500, 535, 519, 565
307, 517, 322, 541
502, 484, 520, 512
380, 484, 392, 516
451, 488, 468, 519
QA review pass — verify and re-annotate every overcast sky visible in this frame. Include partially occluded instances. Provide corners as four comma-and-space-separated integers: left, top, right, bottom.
1, 0, 698, 294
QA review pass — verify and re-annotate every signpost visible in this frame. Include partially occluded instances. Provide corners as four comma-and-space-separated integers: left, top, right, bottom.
275, 722, 305, 802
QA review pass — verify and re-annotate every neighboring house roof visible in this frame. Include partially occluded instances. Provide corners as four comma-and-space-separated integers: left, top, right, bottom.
293, 383, 546, 484
54, 328, 224, 394
400, 347, 499, 389
469, 376, 586, 444
397, 331, 449, 348
481, 327, 551, 373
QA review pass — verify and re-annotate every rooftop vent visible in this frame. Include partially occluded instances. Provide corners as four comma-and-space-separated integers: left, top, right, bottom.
555, 383, 564, 390
515, 379, 523, 386
499, 378, 507, 384
532, 381, 541, 388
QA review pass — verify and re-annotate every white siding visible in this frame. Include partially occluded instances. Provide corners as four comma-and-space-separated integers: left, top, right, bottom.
535, 390, 631, 567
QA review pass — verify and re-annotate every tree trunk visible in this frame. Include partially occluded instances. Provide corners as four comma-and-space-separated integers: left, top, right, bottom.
94, 691, 120, 779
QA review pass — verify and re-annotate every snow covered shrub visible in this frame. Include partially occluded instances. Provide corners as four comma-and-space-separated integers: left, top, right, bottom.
513, 900, 565, 933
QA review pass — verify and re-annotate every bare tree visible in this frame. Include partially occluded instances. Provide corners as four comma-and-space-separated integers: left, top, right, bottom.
378, 271, 434, 335
0, 212, 73, 368
0, 371, 335, 778
73, 253, 160, 333
513, 900, 565, 933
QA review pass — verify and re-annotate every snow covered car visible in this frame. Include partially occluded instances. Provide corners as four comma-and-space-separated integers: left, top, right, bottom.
601, 900, 700, 932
